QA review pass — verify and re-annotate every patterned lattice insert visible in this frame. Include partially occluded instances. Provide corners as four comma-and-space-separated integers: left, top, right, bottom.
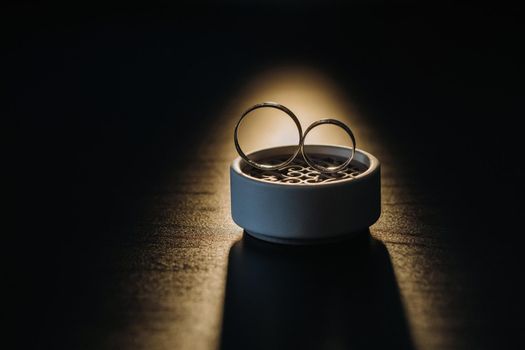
242, 154, 364, 184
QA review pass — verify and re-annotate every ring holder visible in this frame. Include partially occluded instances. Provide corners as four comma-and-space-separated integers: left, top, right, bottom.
230, 102, 381, 245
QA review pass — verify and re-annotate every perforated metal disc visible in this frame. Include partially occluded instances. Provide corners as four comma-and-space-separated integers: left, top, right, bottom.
241, 154, 365, 184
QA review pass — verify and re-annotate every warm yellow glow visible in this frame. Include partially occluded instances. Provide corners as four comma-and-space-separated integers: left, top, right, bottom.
157, 64, 442, 350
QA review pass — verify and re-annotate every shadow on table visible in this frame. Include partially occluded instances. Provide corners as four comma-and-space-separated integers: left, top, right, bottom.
220, 231, 413, 350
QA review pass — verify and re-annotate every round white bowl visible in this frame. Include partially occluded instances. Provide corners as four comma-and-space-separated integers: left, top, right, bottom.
230, 145, 381, 244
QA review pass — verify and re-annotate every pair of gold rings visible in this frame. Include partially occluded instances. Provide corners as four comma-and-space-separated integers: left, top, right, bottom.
234, 102, 356, 174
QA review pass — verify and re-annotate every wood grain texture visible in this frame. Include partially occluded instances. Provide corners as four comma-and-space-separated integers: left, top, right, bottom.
47, 102, 504, 350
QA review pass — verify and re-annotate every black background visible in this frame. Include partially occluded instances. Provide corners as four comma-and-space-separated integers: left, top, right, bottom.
7, 1, 524, 348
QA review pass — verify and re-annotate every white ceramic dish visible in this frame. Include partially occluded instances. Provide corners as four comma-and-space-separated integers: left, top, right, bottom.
230, 145, 381, 244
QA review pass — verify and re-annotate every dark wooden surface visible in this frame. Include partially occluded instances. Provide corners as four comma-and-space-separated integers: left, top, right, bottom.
9, 3, 524, 349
